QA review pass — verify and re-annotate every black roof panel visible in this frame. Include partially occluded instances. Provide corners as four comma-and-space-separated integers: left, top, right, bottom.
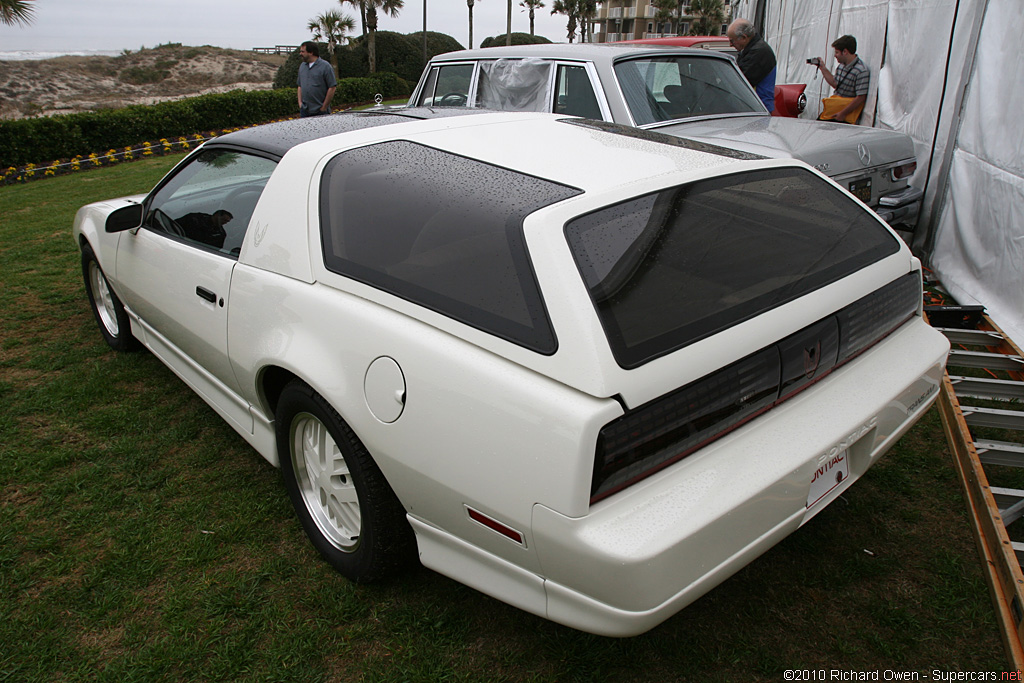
211, 108, 495, 158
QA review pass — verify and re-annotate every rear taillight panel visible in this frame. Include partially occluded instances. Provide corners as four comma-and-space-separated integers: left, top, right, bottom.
593, 349, 780, 501
891, 161, 917, 181
590, 272, 921, 504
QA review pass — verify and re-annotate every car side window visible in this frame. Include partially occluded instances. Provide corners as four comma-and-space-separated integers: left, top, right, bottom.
416, 64, 474, 106
474, 59, 551, 112
319, 141, 581, 354
144, 148, 277, 256
555, 64, 603, 120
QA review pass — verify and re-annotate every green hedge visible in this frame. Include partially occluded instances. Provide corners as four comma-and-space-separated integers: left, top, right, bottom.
334, 71, 410, 105
0, 74, 410, 168
479, 33, 553, 48
274, 32, 463, 89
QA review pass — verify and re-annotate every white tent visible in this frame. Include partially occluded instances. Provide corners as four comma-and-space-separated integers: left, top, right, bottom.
736, 0, 1023, 346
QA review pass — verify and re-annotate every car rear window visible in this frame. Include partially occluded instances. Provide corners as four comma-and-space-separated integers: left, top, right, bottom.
564, 167, 901, 368
319, 141, 580, 354
614, 55, 765, 125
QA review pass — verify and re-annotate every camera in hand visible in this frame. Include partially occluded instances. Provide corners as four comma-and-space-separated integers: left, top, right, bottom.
806, 57, 820, 65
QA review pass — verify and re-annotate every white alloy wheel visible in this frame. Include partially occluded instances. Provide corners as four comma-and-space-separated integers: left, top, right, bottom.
89, 261, 120, 337
81, 244, 139, 352
276, 380, 415, 581
290, 412, 362, 551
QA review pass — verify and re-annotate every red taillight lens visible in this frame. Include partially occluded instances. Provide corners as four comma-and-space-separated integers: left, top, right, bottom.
891, 161, 917, 181
590, 272, 921, 504
592, 349, 781, 502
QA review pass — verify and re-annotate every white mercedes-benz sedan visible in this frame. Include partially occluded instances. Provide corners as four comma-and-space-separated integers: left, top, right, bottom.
73, 109, 949, 636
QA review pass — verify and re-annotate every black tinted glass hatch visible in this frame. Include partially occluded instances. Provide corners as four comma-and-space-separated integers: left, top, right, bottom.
565, 167, 901, 368
320, 141, 580, 353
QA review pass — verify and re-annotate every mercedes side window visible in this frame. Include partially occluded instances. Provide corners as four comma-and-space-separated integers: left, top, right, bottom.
417, 64, 474, 107
555, 64, 603, 120
144, 148, 277, 256
475, 59, 551, 112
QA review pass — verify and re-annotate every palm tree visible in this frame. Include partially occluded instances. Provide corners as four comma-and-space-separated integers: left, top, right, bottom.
340, 0, 368, 38
689, 0, 725, 35
552, 0, 595, 43
308, 10, 357, 78
550, 0, 581, 42
651, 0, 677, 35
520, 0, 544, 36
0, 0, 34, 26
365, 0, 404, 73
467, 0, 480, 50
578, 0, 596, 42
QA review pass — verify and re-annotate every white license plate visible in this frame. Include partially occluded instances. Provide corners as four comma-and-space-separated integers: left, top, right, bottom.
807, 450, 850, 508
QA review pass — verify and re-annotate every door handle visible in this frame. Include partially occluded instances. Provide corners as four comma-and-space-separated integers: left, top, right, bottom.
195, 286, 217, 303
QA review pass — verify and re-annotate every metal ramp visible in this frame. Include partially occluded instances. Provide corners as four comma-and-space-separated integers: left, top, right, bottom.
930, 304, 1024, 667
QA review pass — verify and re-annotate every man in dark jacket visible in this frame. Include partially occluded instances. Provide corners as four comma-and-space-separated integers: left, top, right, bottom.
727, 18, 777, 113
176, 209, 232, 248
297, 41, 337, 117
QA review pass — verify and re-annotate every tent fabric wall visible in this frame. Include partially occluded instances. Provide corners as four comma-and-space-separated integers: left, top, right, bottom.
736, 0, 1023, 347
929, 0, 1024, 346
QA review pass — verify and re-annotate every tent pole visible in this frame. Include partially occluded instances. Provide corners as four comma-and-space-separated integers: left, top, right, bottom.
913, 0, 991, 261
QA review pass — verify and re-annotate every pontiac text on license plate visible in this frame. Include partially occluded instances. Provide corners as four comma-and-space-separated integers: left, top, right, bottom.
807, 450, 849, 508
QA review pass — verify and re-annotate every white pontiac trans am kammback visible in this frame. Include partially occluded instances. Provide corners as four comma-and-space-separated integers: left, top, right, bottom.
73, 109, 949, 636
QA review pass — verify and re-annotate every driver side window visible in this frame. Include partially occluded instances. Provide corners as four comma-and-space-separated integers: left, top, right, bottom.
145, 148, 277, 257
416, 64, 474, 107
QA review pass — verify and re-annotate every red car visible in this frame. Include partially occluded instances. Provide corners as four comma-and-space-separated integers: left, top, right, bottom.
616, 36, 807, 117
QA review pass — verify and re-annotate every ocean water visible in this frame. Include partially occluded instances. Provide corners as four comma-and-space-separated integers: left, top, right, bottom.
0, 49, 122, 61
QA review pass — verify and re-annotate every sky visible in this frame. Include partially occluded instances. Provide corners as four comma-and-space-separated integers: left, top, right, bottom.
0, 0, 574, 54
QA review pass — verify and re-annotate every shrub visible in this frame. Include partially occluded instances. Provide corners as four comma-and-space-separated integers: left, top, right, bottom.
334, 72, 411, 105
274, 31, 462, 88
273, 42, 327, 90
0, 78, 402, 168
479, 33, 553, 47
406, 31, 465, 58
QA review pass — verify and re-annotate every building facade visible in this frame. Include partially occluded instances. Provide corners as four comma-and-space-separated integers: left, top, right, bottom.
587, 0, 732, 43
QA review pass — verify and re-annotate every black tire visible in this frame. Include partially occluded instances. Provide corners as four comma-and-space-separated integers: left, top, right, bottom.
81, 243, 140, 352
276, 380, 416, 582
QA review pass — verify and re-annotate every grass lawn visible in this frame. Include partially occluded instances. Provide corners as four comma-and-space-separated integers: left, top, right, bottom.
0, 155, 1007, 681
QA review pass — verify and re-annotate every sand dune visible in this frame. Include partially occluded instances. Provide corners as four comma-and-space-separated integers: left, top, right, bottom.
0, 44, 286, 120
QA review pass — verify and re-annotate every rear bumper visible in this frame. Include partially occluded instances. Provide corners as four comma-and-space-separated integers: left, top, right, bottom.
530, 317, 948, 636
876, 185, 924, 230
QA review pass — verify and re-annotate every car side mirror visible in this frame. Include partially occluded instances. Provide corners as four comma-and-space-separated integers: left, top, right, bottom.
105, 203, 143, 233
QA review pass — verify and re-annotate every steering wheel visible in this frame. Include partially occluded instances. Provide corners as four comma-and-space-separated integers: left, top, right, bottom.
437, 92, 468, 107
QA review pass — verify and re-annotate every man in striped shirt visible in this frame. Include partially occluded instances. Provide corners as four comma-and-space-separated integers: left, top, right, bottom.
812, 35, 869, 124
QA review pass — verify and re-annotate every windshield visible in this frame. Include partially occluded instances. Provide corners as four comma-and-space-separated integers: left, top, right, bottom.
614, 55, 765, 125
